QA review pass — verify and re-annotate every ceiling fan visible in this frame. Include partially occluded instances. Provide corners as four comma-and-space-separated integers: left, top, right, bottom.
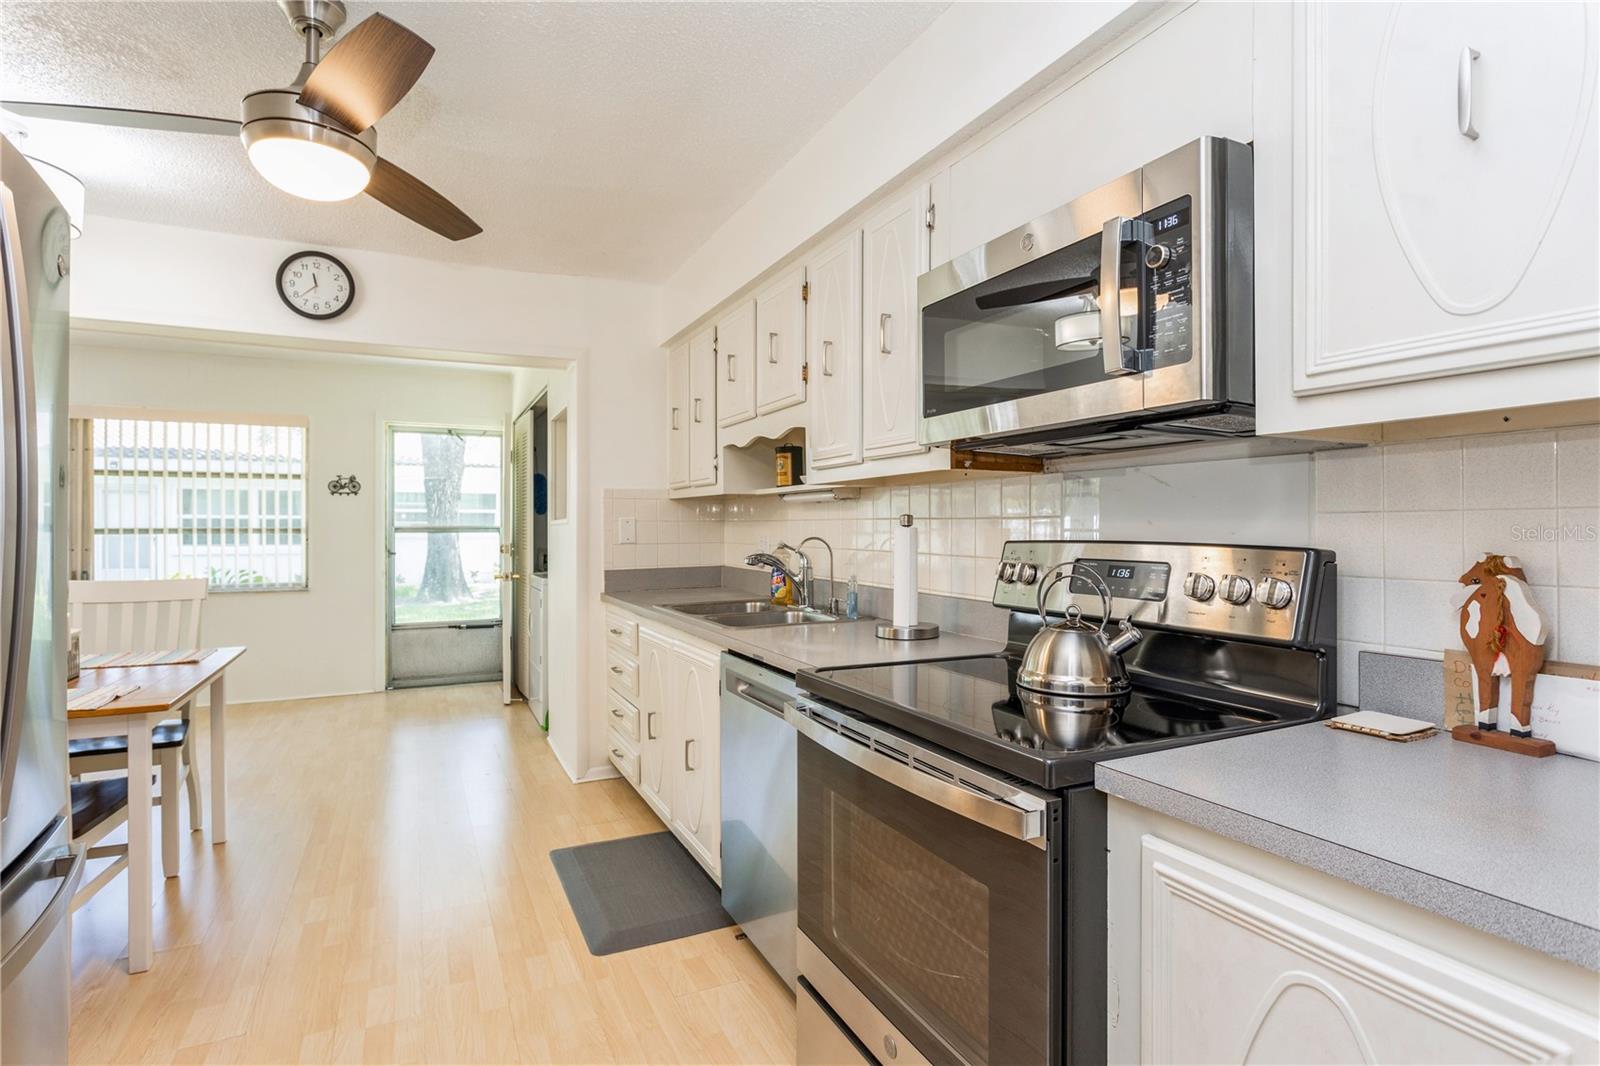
2, 0, 481, 241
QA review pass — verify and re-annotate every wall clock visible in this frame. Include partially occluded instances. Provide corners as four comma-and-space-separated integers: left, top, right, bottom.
276, 250, 355, 320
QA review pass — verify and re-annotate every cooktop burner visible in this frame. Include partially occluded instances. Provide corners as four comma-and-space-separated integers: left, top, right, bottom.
798, 653, 1319, 789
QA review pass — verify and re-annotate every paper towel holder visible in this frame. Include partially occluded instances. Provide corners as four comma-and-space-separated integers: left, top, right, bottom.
877, 514, 940, 640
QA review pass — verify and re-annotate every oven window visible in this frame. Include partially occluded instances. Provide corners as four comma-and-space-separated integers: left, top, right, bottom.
798, 733, 1059, 1066
831, 794, 992, 1057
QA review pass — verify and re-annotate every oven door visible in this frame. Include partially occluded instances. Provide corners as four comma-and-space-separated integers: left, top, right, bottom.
792, 701, 1062, 1066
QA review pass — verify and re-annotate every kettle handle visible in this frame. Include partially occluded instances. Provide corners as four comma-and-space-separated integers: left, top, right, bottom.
1036, 561, 1112, 634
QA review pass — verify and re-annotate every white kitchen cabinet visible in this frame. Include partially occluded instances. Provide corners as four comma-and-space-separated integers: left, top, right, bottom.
667, 342, 690, 488
754, 266, 807, 416
716, 300, 757, 428
687, 325, 718, 486
1289, 3, 1598, 398
861, 189, 928, 459
669, 643, 720, 878
636, 629, 675, 821
1106, 799, 1600, 1065
806, 230, 863, 469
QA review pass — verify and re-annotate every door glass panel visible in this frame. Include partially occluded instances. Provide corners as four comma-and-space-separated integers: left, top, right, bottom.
391, 530, 501, 624
391, 430, 502, 528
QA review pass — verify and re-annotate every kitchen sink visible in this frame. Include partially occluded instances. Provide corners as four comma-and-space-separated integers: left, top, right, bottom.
668, 600, 778, 615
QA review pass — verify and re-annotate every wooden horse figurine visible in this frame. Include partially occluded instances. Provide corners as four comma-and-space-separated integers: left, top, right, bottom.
1452, 554, 1548, 738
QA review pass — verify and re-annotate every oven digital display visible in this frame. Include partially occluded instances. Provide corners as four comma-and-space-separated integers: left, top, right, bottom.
1070, 559, 1171, 602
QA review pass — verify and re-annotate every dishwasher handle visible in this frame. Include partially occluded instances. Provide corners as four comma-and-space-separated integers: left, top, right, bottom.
730, 678, 790, 719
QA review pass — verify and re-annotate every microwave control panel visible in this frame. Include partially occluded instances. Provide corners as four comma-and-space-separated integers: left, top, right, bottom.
1143, 196, 1192, 359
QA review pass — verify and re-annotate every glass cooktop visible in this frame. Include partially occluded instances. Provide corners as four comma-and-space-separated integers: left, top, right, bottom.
798, 654, 1314, 790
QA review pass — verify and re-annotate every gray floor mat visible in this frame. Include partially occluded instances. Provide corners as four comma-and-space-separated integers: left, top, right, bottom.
550, 831, 734, 956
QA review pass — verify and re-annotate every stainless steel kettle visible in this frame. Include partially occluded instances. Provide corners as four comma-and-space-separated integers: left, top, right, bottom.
1016, 562, 1143, 698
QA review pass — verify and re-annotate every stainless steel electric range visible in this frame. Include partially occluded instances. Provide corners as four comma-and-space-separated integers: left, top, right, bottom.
789, 540, 1338, 1066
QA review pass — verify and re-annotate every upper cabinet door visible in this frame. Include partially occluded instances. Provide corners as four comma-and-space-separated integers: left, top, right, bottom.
668, 342, 690, 488
687, 325, 718, 486
806, 230, 863, 469
1292, 2, 1599, 395
755, 266, 807, 415
716, 300, 757, 428
862, 189, 928, 459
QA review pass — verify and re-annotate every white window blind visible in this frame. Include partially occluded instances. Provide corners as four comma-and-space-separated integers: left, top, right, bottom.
85, 413, 308, 591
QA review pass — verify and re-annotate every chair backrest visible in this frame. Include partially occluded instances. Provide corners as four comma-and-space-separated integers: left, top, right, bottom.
68, 579, 208, 654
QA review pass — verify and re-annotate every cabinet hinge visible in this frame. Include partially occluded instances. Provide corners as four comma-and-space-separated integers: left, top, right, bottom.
801, 363, 809, 383
925, 203, 936, 231
801, 281, 810, 303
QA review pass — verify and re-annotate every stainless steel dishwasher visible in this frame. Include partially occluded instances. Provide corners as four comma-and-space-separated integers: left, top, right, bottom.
720, 653, 798, 989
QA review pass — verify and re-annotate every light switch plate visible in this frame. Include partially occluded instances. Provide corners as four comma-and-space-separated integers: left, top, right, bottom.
617, 517, 637, 544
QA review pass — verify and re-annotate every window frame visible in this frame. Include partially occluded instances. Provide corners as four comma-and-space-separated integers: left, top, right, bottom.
72, 405, 312, 594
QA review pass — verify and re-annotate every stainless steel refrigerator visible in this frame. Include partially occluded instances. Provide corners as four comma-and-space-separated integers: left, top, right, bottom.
1, 135, 81, 1065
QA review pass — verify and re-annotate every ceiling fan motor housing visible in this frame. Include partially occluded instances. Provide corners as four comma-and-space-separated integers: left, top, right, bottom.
240, 87, 375, 200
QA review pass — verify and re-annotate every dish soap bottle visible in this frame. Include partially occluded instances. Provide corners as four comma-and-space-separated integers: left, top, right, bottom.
771, 567, 795, 606
845, 575, 859, 620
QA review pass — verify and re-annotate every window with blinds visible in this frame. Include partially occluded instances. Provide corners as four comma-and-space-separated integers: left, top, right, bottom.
82, 413, 309, 591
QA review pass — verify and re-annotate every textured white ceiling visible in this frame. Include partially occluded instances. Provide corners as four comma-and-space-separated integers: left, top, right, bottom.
1, 1, 948, 280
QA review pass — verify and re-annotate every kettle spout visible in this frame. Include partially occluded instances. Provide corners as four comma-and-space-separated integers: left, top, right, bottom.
1106, 620, 1143, 656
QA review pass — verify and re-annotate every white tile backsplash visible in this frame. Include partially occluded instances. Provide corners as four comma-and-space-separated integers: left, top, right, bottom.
1316, 426, 1599, 667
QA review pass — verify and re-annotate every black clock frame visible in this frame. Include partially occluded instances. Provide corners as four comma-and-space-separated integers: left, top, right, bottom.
276, 250, 356, 320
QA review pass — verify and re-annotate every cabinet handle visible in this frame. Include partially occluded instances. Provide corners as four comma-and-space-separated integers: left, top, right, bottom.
879, 312, 892, 355
822, 339, 834, 377
684, 738, 696, 772
768, 332, 779, 364
608, 627, 623, 636
646, 711, 657, 740
693, 398, 703, 423
610, 665, 624, 675
671, 406, 680, 431
610, 706, 623, 718
1458, 46, 1480, 140
610, 748, 624, 760
726, 352, 736, 382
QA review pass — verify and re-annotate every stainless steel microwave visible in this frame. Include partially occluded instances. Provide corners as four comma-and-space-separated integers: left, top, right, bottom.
918, 137, 1254, 459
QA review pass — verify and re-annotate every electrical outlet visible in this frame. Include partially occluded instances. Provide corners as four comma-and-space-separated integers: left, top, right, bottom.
757, 534, 772, 553
617, 517, 637, 545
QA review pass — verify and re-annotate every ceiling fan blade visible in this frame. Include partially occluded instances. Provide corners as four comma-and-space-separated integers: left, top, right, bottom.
365, 157, 480, 241
297, 14, 434, 132
3, 100, 239, 136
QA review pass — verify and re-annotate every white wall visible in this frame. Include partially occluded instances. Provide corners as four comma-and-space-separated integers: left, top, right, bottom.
70, 342, 511, 702
656, 1, 1149, 340
70, 216, 666, 780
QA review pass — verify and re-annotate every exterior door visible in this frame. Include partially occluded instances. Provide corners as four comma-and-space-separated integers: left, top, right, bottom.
637, 629, 674, 820
499, 414, 514, 704
862, 190, 927, 458
806, 230, 863, 469
386, 426, 505, 688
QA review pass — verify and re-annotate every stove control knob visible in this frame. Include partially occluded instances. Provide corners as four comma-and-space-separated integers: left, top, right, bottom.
1182, 572, 1216, 601
1016, 563, 1040, 585
998, 561, 1019, 584
1218, 574, 1253, 605
1256, 576, 1294, 610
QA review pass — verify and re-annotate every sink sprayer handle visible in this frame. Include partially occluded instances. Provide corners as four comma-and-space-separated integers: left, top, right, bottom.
1035, 561, 1113, 634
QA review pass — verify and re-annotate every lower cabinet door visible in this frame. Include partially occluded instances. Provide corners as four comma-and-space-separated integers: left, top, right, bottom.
1140, 835, 1599, 1064
636, 630, 675, 821
670, 644, 721, 879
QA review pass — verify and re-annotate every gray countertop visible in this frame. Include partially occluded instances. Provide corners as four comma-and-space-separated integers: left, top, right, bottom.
601, 586, 1006, 675
1095, 718, 1600, 970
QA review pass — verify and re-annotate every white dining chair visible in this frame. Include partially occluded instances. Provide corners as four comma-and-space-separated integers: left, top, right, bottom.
68, 579, 208, 863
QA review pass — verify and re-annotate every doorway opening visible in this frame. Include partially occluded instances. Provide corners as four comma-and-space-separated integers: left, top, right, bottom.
386, 424, 504, 688
509, 392, 549, 725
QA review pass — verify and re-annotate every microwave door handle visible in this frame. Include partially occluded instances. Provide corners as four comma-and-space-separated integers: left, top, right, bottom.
788, 704, 1047, 848
1100, 216, 1152, 377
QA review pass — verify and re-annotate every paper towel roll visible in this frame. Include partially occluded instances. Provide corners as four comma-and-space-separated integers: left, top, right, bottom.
892, 515, 918, 628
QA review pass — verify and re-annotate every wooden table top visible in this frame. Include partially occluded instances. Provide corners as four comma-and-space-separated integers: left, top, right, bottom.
67, 646, 246, 718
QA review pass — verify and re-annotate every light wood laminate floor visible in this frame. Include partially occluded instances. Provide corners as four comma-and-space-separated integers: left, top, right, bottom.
68, 684, 795, 1064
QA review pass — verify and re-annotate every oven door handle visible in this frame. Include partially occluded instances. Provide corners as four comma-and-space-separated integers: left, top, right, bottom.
789, 705, 1047, 849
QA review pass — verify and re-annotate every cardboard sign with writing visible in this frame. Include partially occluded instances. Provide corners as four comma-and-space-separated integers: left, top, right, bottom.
1444, 649, 1600, 757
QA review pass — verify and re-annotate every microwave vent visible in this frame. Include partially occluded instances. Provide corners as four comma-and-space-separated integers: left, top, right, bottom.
1159, 412, 1257, 435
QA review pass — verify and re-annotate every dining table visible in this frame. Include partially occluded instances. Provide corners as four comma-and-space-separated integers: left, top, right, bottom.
65, 645, 245, 973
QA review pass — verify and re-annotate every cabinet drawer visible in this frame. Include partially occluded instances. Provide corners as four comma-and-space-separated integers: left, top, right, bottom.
606, 731, 639, 785
605, 648, 640, 700
605, 612, 639, 655
606, 690, 641, 743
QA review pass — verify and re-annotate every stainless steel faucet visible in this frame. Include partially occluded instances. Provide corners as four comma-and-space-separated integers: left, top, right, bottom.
744, 551, 807, 607
797, 536, 839, 615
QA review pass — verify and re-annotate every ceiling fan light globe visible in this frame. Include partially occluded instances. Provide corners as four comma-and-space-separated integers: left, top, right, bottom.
247, 135, 371, 201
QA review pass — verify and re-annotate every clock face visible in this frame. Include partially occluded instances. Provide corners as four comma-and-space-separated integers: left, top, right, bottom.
277, 251, 354, 319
